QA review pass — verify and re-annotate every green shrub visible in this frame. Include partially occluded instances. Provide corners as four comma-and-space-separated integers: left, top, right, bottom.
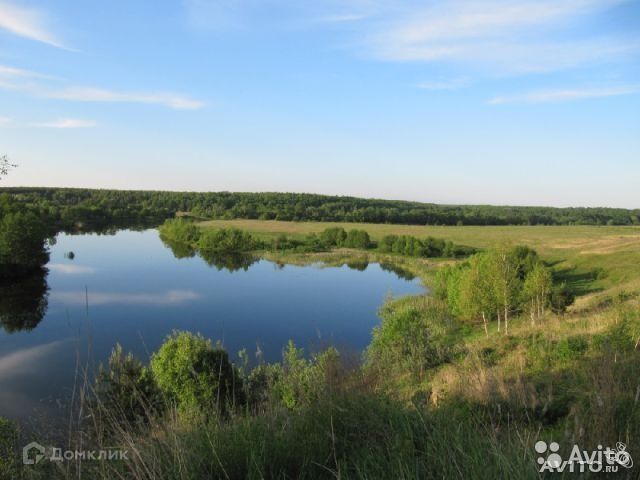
198, 228, 261, 252
550, 281, 575, 313
150, 331, 244, 418
158, 217, 200, 245
366, 296, 461, 379
343, 229, 371, 249
94, 344, 161, 429
319, 227, 347, 247
555, 335, 589, 361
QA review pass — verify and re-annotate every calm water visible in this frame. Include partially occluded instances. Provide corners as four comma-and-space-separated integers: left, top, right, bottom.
0, 229, 423, 423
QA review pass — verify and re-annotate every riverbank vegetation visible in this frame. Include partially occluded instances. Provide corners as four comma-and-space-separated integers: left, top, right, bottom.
159, 218, 476, 261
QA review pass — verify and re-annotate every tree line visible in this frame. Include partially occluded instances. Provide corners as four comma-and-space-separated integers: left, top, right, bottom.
2, 187, 639, 227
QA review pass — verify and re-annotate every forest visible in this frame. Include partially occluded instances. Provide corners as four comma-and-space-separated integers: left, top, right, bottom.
2, 187, 639, 228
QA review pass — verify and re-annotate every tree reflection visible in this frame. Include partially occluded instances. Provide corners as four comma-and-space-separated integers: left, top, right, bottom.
161, 238, 197, 259
379, 263, 416, 281
345, 260, 369, 271
0, 271, 49, 333
161, 237, 258, 272
199, 250, 258, 272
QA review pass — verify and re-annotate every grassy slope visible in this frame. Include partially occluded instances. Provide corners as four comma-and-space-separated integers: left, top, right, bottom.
199, 220, 640, 304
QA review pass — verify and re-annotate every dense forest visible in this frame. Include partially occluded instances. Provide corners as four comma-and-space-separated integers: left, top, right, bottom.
1, 187, 639, 227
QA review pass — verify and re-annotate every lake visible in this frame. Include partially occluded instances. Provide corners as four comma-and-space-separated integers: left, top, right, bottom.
0, 229, 423, 424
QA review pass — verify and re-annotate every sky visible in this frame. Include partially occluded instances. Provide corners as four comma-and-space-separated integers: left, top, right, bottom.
0, 0, 639, 208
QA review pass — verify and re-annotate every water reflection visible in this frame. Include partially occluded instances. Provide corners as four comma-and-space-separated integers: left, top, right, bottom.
199, 251, 258, 272
345, 260, 369, 271
161, 238, 197, 259
379, 263, 416, 281
0, 272, 49, 333
162, 237, 259, 272
48, 263, 95, 275
51, 289, 200, 306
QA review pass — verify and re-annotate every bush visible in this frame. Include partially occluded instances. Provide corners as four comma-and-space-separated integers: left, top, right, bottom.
366, 296, 461, 379
150, 331, 244, 418
94, 344, 161, 429
343, 229, 371, 249
319, 227, 347, 247
550, 282, 575, 313
197, 228, 261, 252
271, 342, 344, 410
158, 217, 200, 245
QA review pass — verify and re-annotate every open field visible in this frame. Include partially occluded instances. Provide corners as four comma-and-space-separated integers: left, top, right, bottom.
199, 220, 640, 305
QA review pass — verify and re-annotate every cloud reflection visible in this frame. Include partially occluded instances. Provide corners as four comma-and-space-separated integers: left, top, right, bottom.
0, 339, 68, 379
51, 289, 201, 306
48, 263, 96, 274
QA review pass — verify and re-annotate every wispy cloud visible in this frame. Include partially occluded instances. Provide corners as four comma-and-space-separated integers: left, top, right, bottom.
0, 63, 57, 79
318, 13, 367, 23
45, 87, 205, 110
0, 1, 69, 49
0, 116, 97, 129
32, 118, 97, 129
365, 0, 636, 73
0, 64, 205, 110
488, 85, 640, 104
417, 77, 470, 90
182, 0, 637, 76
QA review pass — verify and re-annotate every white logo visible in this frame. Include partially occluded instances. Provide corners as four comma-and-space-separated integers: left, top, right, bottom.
22, 441, 46, 465
535, 440, 633, 473
22, 442, 128, 464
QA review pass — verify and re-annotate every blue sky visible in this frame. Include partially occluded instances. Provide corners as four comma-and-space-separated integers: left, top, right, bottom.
1, 0, 639, 207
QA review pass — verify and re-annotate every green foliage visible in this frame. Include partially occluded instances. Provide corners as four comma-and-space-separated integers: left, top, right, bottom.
437, 245, 568, 328
158, 218, 201, 245
522, 261, 553, 319
319, 227, 347, 246
271, 233, 325, 253
150, 331, 244, 418
2, 187, 638, 226
343, 229, 371, 249
197, 227, 262, 253
271, 342, 343, 410
94, 344, 162, 428
379, 234, 474, 258
0, 211, 50, 279
0, 416, 18, 480
555, 335, 589, 361
550, 281, 575, 314
366, 296, 460, 378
